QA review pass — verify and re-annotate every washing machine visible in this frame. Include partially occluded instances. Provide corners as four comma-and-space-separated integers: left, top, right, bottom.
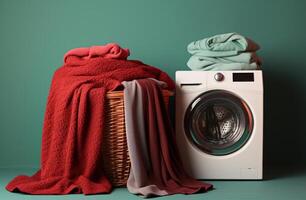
175, 70, 263, 180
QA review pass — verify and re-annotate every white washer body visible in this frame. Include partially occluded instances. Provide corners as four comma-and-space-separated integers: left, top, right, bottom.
175, 70, 263, 180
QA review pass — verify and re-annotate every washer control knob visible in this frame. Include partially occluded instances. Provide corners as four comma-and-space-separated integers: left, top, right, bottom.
214, 73, 224, 81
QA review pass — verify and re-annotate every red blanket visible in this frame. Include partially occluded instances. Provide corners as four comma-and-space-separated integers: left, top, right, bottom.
6, 45, 174, 195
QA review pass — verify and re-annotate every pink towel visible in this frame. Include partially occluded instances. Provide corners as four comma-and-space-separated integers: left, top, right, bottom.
63, 43, 130, 63
123, 79, 213, 197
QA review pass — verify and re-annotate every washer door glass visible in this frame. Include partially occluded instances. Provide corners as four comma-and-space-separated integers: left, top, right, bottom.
184, 90, 253, 156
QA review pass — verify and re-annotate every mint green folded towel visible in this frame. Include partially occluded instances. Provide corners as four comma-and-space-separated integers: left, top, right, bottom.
187, 52, 261, 70
187, 33, 261, 71
187, 57, 259, 71
187, 32, 260, 57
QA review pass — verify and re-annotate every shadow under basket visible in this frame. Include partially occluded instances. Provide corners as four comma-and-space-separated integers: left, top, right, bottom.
102, 90, 173, 187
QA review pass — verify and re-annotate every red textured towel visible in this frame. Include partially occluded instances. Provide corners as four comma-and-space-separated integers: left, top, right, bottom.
6, 44, 174, 195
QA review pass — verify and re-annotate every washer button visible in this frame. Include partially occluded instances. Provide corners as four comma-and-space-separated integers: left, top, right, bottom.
214, 73, 224, 81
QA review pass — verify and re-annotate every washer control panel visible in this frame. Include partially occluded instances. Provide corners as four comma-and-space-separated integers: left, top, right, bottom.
233, 72, 254, 82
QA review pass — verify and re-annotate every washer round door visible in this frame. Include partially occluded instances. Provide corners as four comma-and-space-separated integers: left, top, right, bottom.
184, 90, 254, 156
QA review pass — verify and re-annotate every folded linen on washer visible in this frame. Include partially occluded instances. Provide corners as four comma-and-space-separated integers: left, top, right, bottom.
187, 60, 259, 71
187, 32, 260, 57
187, 33, 262, 71
187, 52, 261, 71
189, 52, 261, 64
122, 79, 212, 198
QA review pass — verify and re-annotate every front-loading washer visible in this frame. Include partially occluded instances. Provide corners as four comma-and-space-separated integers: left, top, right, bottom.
175, 70, 263, 179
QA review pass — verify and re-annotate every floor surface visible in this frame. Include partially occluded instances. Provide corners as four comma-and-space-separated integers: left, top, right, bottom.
0, 168, 305, 200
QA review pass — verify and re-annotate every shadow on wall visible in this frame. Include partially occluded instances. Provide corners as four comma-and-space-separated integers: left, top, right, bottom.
264, 65, 306, 176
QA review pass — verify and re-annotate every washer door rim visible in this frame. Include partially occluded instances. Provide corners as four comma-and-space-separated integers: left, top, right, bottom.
184, 89, 254, 156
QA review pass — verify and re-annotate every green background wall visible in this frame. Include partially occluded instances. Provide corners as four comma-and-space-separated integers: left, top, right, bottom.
0, 0, 305, 169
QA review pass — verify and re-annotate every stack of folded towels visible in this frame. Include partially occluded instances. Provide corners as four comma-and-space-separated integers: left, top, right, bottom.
187, 33, 262, 71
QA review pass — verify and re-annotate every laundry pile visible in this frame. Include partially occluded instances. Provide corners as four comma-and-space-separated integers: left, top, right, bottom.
6, 43, 212, 197
187, 33, 262, 71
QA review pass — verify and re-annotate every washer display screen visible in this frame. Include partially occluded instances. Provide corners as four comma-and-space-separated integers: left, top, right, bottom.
184, 90, 253, 156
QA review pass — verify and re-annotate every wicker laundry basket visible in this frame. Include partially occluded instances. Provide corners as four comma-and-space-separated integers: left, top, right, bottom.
102, 90, 173, 187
